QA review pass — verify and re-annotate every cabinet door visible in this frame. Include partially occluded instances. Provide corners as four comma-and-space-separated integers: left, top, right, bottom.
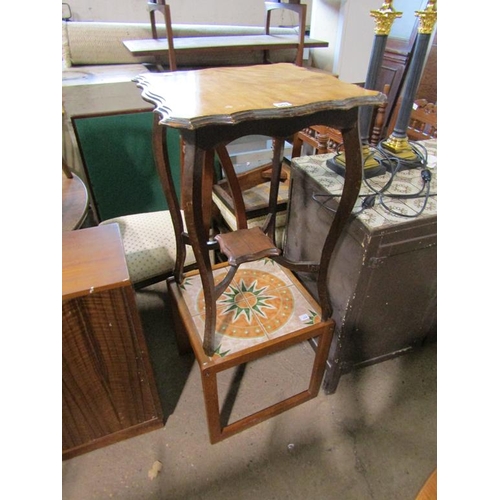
375, 52, 410, 134
62, 287, 163, 459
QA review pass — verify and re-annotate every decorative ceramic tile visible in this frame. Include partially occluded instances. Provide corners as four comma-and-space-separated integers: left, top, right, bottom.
263, 284, 321, 341
179, 259, 321, 358
292, 139, 437, 231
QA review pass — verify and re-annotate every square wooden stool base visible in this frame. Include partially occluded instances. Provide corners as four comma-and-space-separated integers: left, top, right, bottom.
168, 259, 334, 443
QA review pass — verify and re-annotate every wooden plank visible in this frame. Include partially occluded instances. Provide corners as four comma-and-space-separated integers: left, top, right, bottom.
62, 224, 130, 300
123, 34, 328, 57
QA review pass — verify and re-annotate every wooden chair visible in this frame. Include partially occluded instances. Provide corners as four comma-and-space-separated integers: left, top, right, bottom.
211, 142, 291, 249
291, 124, 343, 156
148, 1, 309, 71
386, 98, 437, 141
98, 126, 197, 289
147, 0, 177, 71
265, 0, 307, 66
292, 84, 390, 156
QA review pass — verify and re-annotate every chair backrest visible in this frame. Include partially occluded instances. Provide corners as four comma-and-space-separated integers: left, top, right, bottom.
291, 86, 390, 156
387, 98, 437, 141
265, 1, 307, 66
148, 0, 177, 70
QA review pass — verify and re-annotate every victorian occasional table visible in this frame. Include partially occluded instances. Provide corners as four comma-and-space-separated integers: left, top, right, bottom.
132, 63, 385, 442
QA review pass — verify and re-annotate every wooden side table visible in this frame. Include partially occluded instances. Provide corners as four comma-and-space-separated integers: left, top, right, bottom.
62, 224, 163, 460
133, 63, 385, 329
131, 63, 385, 442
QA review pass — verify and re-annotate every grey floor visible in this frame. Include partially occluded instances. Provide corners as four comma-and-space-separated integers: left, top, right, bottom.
62, 281, 437, 500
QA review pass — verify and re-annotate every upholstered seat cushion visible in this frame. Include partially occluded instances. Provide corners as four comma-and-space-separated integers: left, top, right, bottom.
212, 182, 288, 248
99, 210, 196, 284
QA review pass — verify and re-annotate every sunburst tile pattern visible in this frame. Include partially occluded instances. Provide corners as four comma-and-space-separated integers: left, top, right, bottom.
180, 259, 321, 358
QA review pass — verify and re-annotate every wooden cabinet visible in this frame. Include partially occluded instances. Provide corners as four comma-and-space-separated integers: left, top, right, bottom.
284, 146, 437, 393
62, 224, 163, 460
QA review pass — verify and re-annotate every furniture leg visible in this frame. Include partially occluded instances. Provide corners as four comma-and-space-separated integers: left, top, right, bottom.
199, 319, 334, 444
261, 137, 285, 240
308, 322, 335, 395
152, 116, 188, 282
182, 137, 218, 355
200, 365, 223, 443
317, 124, 363, 320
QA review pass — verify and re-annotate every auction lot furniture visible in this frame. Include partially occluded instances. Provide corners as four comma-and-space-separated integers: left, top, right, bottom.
133, 63, 385, 442
62, 224, 163, 459
125, 0, 325, 71
285, 139, 437, 393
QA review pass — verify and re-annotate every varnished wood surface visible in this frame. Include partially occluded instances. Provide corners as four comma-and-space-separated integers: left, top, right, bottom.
62, 223, 163, 459
62, 171, 88, 231
134, 63, 386, 129
415, 469, 437, 500
124, 34, 327, 56
215, 227, 280, 266
62, 224, 130, 301
63, 287, 163, 459
143, 61, 373, 441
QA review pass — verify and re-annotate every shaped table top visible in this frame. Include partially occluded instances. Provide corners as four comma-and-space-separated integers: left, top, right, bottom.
133, 63, 386, 130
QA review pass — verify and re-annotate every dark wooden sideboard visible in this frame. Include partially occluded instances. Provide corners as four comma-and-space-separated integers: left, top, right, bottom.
284, 141, 437, 393
62, 224, 164, 460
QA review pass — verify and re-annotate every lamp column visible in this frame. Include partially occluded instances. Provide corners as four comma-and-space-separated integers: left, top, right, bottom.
329, 1, 401, 178
381, 0, 437, 162
359, 1, 402, 148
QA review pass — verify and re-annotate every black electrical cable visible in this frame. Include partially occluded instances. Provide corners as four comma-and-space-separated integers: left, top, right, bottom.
312, 141, 436, 218
359, 141, 434, 217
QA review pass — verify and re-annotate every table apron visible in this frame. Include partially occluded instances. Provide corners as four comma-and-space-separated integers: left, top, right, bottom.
176, 107, 360, 150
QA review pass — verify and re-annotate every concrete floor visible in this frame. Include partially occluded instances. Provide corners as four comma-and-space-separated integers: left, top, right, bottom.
62, 281, 437, 500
